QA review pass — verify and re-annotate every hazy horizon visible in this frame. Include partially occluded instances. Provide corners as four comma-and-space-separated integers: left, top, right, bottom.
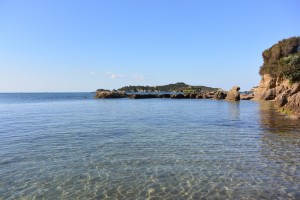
1, 0, 300, 92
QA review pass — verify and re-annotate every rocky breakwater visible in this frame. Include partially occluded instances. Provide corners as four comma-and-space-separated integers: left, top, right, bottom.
254, 36, 300, 119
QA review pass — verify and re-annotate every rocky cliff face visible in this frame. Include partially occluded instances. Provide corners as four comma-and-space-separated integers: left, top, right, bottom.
254, 74, 290, 100
254, 74, 300, 118
254, 36, 300, 119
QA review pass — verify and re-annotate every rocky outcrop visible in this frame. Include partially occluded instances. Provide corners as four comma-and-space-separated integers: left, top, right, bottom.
213, 91, 227, 100
254, 74, 300, 118
225, 86, 240, 101
93, 89, 254, 101
128, 94, 158, 99
94, 91, 127, 98
254, 74, 290, 100
185, 93, 197, 98
170, 94, 185, 99
274, 87, 300, 119
275, 92, 289, 107
157, 94, 171, 98
286, 92, 300, 115
240, 93, 254, 100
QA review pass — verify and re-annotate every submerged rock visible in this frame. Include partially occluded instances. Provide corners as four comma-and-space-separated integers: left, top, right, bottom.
225, 86, 240, 101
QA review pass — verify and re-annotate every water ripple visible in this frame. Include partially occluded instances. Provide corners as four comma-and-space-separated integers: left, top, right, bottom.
0, 95, 300, 199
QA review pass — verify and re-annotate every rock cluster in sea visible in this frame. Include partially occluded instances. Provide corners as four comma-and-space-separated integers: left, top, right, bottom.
94, 88, 246, 101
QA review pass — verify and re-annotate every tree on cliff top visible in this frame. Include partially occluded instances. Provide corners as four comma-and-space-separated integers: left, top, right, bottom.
259, 36, 300, 83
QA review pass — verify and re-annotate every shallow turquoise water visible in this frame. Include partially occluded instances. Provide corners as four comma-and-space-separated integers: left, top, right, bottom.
0, 93, 300, 199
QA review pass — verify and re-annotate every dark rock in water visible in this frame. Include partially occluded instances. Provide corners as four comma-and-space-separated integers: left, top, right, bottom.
196, 94, 203, 99
213, 91, 227, 100
225, 86, 240, 101
203, 94, 210, 99
128, 94, 158, 99
158, 94, 171, 98
184, 93, 197, 98
94, 91, 127, 98
170, 94, 185, 99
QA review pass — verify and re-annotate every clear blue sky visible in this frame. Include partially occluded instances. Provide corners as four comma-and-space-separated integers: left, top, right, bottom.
0, 0, 299, 92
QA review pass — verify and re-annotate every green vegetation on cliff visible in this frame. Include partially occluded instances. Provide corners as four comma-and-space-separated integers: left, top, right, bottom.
259, 36, 300, 83
118, 82, 219, 92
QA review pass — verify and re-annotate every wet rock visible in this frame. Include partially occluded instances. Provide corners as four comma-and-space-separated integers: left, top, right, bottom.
170, 94, 185, 99
196, 94, 203, 99
157, 94, 171, 98
128, 94, 158, 99
184, 93, 197, 98
225, 86, 240, 101
202, 91, 215, 99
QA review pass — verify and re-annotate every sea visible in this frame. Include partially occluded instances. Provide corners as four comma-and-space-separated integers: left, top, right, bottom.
0, 93, 299, 199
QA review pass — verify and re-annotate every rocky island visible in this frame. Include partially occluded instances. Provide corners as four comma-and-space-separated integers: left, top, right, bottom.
95, 82, 243, 101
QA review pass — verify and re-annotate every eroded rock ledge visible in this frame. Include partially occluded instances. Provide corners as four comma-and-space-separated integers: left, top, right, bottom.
253, 74, 300, 119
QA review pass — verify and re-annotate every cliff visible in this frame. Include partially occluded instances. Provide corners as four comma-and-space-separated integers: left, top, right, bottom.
254, 37, 300, 118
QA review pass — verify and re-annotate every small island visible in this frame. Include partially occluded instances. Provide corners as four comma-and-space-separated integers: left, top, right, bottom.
95, 82, 246, 101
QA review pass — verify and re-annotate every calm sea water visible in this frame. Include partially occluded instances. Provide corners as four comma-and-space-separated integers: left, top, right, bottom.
0, 93, 300, 200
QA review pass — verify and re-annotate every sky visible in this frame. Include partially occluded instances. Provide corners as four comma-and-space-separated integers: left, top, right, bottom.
0, 0, 299, 92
